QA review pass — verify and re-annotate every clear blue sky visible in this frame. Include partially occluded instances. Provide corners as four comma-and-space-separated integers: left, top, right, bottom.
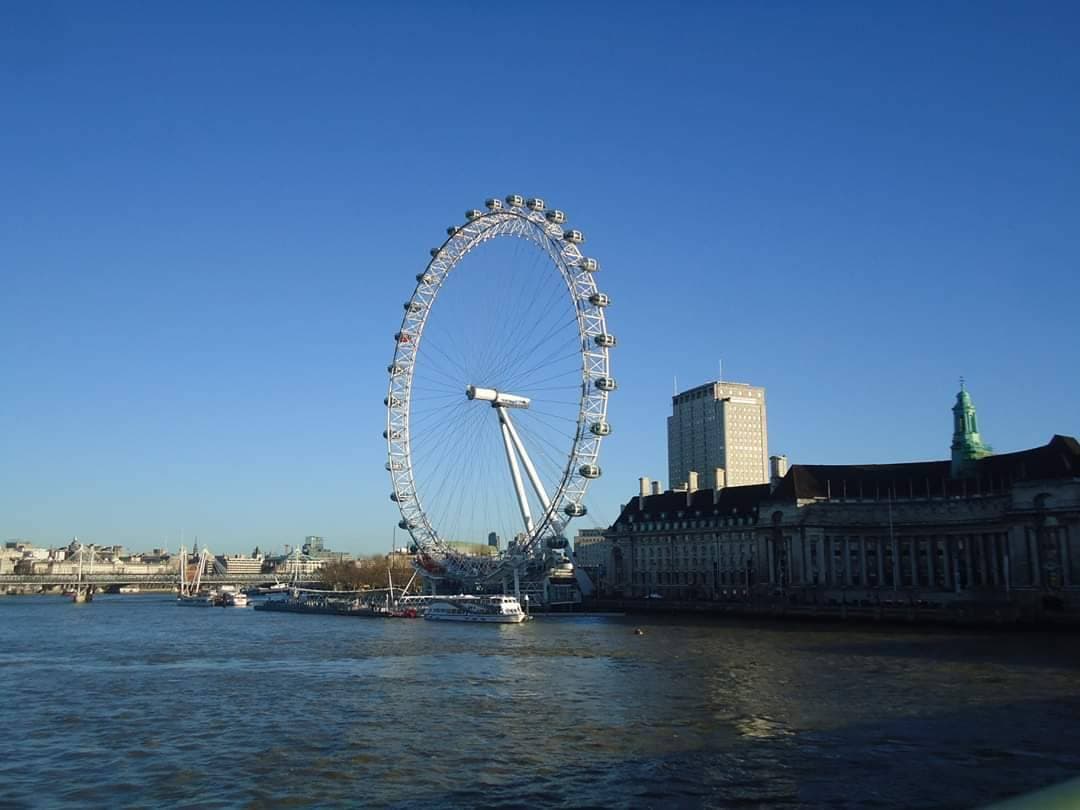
2, 2, 1078, 554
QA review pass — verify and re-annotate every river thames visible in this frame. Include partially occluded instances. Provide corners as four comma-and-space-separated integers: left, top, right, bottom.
1, 596, 1078, 808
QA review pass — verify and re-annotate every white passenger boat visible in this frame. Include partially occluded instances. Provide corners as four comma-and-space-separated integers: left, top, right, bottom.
219, 590, 248, 608
423, 595, 528, 623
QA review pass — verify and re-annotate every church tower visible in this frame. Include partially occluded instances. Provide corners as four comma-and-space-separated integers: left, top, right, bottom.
950, 380, 992, 476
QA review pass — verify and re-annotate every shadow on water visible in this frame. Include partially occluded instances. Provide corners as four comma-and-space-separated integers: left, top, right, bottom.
797, 633, 1080, 673
406, 696, 1080, 810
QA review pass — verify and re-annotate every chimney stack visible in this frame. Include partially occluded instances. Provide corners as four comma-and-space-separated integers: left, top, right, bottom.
686, 471, 699, 506
713, 468, 727, 504
770, 455, 789, 490
650, 480, 662, 496
638, 476, 650, 510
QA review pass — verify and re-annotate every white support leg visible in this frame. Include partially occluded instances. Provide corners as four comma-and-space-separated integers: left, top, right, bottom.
499, 406, 552, 512
498, 409, 534, 536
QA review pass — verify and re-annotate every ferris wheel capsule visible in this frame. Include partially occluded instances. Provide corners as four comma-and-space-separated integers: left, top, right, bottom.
563, 503, 587, 518
485, 198, 503, 210
398, 519, 415, 530
429, 248, 440, 257
580, 257, 599, 272
594, 333, 616, 348
416, 272, 434, 284
447, 225, 460, 236
588, 292, 610, 307
589, 421, 611, 436
595, 377, 617, 392
545, 209, 567, 224
466, 209, 484, 221
563, 229, 585, 244
404, 301, 423, 313
526, 197, 545, 211
505, 194, 525, 207
579, 464, 602, 479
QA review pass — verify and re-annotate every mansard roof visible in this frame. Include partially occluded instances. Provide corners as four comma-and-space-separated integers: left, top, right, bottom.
773, 435, 1080, 500
608, 437, 1079, 529
613, 483, 772, 525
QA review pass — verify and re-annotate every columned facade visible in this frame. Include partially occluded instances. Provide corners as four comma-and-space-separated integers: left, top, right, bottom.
599, 435, 1080, 616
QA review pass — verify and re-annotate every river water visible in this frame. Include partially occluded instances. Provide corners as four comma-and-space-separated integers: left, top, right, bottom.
1, 595, 1078, 809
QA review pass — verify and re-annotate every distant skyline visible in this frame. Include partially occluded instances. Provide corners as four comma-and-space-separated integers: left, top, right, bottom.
2, 2, 1078, 553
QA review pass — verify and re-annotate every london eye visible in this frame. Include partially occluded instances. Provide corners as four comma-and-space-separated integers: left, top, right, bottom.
385, 195, 615, 597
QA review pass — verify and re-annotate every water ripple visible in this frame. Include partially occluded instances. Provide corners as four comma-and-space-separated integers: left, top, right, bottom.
2, 597, 1079, 808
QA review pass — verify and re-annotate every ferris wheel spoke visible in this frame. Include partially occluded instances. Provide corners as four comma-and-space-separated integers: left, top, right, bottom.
500, 347, 583, 394
518, 409, 580, 444
513, 416, 577, 473
474, 248, 539, 381
421, 331, 472, 384
492, 304, 577, 384
511, 307, 580, 366
420, 408, 487, 538
483, 278, 571, 369
503, 363, 582, 392
414, 360, 466, 392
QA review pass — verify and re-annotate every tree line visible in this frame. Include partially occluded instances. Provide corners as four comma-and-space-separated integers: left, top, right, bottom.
319, 555, 418, 592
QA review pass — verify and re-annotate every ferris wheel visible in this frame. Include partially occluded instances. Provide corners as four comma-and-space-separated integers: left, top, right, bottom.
385, 195, 615, 586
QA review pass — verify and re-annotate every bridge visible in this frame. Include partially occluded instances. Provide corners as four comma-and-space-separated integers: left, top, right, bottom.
0, 573, 313, 588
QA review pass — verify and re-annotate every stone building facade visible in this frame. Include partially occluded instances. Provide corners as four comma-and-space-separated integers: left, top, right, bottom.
596, 389, 1080, 616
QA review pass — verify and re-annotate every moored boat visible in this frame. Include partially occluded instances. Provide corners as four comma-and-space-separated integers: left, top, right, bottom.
423, 595, 528, 623
177, 592, 215, 607
219, 590, 248, 607
253, 589, 387, 617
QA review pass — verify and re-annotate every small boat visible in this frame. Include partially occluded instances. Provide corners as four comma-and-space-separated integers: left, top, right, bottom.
118, 585, 141, 594
423, 595, 528, 623
252, 582, 289, 595
177, 592, 215, 607
219, 590, 248, 608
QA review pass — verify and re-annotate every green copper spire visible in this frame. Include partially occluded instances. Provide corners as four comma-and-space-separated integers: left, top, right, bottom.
951, 379, 992, 476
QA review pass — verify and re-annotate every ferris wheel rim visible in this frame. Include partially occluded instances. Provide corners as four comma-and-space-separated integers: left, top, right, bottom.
385, 198, 613, 579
